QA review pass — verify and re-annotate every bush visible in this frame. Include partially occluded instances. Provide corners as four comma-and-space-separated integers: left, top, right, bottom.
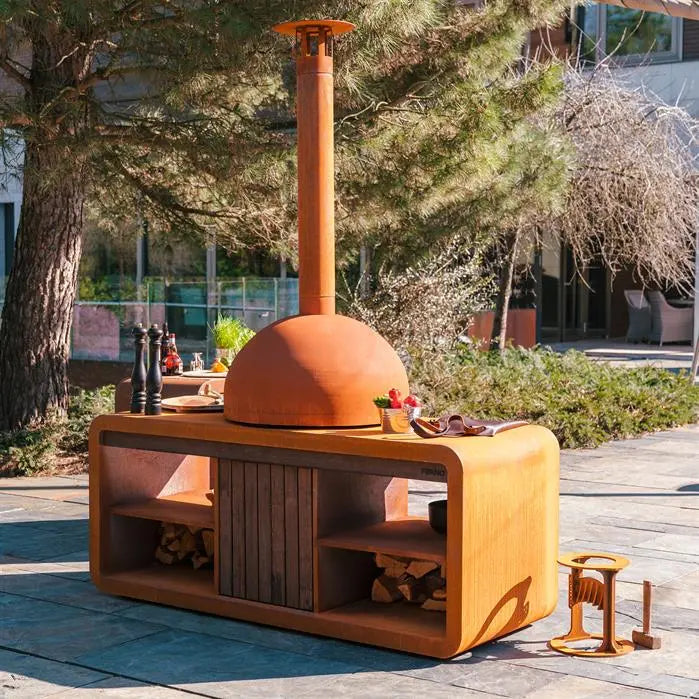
0, 386, 115, 476
410, 346, 699, 449
343, 244, 494, 352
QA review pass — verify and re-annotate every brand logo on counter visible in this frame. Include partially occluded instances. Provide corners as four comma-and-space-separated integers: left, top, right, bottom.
421, 466, 446, 478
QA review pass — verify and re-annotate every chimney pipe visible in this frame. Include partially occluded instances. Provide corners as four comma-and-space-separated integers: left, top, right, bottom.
223, 20, 409, 428
273, 20, 354, 315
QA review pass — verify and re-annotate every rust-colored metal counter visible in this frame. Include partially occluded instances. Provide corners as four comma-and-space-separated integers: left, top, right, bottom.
89, 412, 559, 658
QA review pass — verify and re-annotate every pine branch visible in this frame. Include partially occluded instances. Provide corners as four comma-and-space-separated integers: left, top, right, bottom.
0, 57, 30, 89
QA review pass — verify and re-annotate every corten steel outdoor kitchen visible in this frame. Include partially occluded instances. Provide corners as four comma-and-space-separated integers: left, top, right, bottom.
88, 20, 560, 659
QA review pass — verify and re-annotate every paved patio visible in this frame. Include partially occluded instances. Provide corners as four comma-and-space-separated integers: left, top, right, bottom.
550, 340, 696, 373
1, 427, 698, 697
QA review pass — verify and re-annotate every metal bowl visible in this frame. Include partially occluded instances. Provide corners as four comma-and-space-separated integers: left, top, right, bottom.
379, 406, 422, 434
428, 499, 447, 534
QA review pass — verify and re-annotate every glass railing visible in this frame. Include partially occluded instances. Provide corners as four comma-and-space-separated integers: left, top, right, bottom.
70, 277, 298, 365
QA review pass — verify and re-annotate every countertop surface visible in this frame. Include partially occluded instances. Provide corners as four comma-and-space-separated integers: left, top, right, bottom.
91, 411, 559, 469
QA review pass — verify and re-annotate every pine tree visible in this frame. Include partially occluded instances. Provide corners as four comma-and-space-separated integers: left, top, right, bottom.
0, 0, 568, 429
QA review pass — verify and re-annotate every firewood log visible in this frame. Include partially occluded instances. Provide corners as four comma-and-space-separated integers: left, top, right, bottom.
397, 575, 426, 603
161, 523, 177, 543
201, 529, 214, 558
422, 598, 447, 612
372, 574, 403, 603
192, 553, 210, 570
179, 529, 197, 555
432, 587, 447, 601
155, 547, 177, 565
375, 553, 409, 577
423, 572, 446, 595
406, 560, 439, 579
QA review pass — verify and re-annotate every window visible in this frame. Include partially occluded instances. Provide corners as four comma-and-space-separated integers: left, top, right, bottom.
575, 3, 681, 65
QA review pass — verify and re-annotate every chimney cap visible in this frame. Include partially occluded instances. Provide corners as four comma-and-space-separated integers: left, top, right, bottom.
273, 19, 355, 37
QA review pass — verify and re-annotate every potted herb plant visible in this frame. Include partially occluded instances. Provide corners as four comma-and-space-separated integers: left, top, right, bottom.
211, 315, 255, 367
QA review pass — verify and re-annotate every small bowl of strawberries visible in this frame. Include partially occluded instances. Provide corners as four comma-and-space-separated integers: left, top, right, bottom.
373, 389, 422, 434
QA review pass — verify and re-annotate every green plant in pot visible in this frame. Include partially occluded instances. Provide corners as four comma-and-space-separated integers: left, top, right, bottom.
211, 315, 255, 366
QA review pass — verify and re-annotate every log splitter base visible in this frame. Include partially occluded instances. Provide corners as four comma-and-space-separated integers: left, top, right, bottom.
549, 552, 634, 657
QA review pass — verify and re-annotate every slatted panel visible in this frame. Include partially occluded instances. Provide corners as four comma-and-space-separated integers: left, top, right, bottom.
270, 464, 286, 605
244, 462, 259, 601
218, 458, 232, 596
257, 463, 272, 604
298, 467, 314, 611
219, 460, 313, 610
284, 465, 300, 609
231, 460, 246, 598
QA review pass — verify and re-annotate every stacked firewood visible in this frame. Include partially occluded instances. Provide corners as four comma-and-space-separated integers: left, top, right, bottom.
371, 553, 446, 611
155, 522, 214, 569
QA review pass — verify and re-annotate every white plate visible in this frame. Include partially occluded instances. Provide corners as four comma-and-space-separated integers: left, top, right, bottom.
161, 395, 224, 413
182, 370, 228, 378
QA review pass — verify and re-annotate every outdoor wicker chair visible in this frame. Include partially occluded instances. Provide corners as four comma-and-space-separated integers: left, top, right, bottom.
647, 290, 694, 346
624, 290, 651, 343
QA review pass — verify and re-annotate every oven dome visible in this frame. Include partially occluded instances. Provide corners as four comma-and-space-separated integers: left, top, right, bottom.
223, 314, 409, 428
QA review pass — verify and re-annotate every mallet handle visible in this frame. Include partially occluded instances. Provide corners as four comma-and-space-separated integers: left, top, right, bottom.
643, 580, 652, 633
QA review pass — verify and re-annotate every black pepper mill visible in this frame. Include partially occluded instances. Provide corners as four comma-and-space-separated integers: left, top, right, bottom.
130, 324, 147, 413
145, 324, 163, 415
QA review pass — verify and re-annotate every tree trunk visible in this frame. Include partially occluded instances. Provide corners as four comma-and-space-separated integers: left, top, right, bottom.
490, 230, 520, 351
0, 143, 85, 430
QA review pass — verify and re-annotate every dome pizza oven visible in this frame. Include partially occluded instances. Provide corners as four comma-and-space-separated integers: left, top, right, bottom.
224, 20, 409, 427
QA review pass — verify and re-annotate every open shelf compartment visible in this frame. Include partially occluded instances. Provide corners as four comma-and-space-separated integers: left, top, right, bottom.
318, 518, 445, 562
320, 598, 445, 639
110, 489, 214, 529
102, 563, 215, 595
314, 470, 447, 640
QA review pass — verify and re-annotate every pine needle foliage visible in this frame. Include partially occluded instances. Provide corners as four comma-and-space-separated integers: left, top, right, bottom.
0, 0, 569, 428
0, 0, 570, 258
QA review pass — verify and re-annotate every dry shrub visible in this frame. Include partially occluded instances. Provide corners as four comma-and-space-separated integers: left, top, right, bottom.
555, 65, 698, 289
342, 244, 494, 352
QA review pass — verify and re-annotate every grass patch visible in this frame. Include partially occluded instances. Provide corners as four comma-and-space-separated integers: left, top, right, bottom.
0, 386, 115, 476
411, 346, 699, 449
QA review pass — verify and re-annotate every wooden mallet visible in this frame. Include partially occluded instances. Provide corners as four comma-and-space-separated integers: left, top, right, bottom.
632, 580, 662, 649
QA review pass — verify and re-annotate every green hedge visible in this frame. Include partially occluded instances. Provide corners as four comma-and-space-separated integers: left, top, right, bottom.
411, 347, 699, 449
1, 348, 697, 475
0, 386, 115, 476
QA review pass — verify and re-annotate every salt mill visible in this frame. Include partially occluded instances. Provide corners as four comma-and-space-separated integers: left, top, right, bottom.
145, 324, 163, 415
130, 324, 147, 413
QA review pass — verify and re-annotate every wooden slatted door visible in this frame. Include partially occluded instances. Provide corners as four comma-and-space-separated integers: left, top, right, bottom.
218, 459, 313, 610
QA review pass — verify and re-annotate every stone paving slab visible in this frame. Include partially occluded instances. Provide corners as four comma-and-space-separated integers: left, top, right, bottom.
52, 677, 191, 697
0, 426, 697, 697
0, 648, 108, 697
0, 593, 166, 662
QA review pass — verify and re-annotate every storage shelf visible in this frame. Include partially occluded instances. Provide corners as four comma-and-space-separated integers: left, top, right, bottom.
103, 564, 214, 595
321, 598, 445, 639
110, 489, 214, 529
318, 518, 445, 562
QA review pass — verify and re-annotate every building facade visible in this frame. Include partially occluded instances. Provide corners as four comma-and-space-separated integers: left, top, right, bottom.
530, 4, 698, 342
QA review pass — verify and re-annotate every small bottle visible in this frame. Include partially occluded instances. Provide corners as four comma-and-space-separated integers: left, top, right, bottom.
164, 333, 183, 375
160, 322, 170, 374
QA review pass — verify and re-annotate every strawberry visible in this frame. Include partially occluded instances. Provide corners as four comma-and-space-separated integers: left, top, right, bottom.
388, 388, 401, 401
404, 394, 421, 408
390, 397, 403, 409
